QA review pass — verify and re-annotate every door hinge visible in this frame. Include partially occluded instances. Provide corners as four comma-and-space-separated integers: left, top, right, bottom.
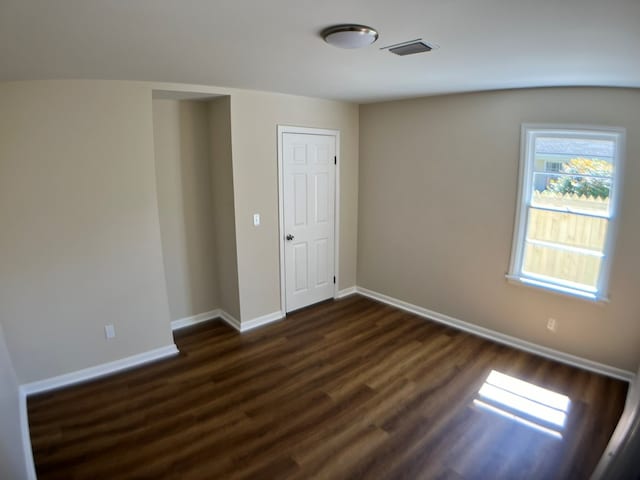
333, 276, 336, 284
334, 156, 337, 165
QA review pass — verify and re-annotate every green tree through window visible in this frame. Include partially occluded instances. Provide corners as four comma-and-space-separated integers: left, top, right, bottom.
547, 158, 612, 199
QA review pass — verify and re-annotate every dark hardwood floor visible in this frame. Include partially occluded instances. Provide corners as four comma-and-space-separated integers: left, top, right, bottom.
28, 295, 627, 479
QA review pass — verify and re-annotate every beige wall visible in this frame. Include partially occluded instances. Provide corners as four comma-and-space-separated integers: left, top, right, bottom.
1, 78, 634, 383
153, 99, 219, 321
209, 96, 241, 319
0, 323, 30, 479
358, 87, 640, 372
230, 91, 359, 321
0, 80, 174, 383
0, 78, 358, 384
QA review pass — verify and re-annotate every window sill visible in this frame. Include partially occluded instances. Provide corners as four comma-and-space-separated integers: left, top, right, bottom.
505, 275, 609, 305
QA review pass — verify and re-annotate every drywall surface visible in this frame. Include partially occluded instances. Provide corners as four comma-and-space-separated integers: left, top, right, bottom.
0, 80, 174, 383
0, 323, 30, 479
209, 96, 241, 320
230, 91, 359, 321
358, 87, 640, 371
153, 99, 219, 320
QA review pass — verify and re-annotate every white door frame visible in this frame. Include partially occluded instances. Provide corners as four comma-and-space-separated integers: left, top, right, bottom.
277, 125, 340, 315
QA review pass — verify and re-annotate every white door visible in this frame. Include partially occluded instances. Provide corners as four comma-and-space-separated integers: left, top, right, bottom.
282, 131, 336, 312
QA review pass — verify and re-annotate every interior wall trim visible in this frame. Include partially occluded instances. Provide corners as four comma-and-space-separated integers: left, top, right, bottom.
20, 344, 180, 396
356, 286, 635, 382
240, 311, 284, 332
218, 310, 242, 331
335, 286, 357, 299
172, 308, 283, 333
19, 390, 37, 479
171, 309, 221, 330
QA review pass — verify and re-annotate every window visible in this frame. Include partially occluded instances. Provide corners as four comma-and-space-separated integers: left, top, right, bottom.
508, 125, 625, 301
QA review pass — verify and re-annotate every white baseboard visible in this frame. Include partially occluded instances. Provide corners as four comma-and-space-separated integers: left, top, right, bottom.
19, 390, 36, 480
219, 310, 241, 331
356, 286, 634, 382
20, 344, 180, 396
240, 310, 284, 332
171, 309, 220, 330
171, 308, 283, 333
335, 286, 357, 299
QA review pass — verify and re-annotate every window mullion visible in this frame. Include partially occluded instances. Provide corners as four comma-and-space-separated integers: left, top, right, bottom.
528, 205, 610, 220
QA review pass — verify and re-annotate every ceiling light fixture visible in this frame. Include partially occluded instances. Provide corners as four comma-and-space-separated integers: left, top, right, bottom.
322, 24, 379, 49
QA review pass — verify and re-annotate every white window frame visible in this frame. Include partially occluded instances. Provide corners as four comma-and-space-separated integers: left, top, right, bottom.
507, 124, 625, 302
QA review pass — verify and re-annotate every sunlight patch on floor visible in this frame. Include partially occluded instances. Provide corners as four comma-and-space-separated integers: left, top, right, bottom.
474, 370, 571, 439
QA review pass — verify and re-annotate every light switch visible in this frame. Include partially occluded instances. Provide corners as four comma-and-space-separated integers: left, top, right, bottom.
253, 213, 261, 226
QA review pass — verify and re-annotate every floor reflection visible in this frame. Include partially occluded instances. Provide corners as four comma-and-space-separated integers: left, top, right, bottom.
474, 370, 571, 439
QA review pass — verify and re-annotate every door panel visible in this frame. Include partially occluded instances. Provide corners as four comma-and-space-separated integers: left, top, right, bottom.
315, 239, 329, 286
293, 174, 307, 226
293, 242, 308, 291
315, 173, 329, 223
283, 132, 336, 312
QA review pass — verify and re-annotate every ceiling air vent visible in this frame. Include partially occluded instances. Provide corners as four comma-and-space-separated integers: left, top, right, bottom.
389, 41, 432, 56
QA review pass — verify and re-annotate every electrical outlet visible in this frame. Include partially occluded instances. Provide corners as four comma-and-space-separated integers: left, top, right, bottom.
104, 324, 116, 340
253, 213, 260, 226
546, 318, 557, 332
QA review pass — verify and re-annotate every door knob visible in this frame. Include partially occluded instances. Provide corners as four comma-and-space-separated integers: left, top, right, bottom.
286, 234, 294, 241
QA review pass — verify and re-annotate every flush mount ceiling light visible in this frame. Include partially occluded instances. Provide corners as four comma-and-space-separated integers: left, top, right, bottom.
322, 24, 379, 49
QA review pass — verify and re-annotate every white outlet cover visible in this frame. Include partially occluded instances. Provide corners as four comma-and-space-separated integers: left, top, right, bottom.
105, 324, 116, 339
253, 213, 260, 226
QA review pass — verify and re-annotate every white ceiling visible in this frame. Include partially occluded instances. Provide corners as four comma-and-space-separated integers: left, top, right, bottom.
1, 0, 638, 103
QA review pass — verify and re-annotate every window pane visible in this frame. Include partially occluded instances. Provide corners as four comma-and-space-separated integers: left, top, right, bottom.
532, 137, 614, 216
534, 137, 615, 175
522, 243, 601, 290
530, 176, 611, 216
526, 208, 608, 252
